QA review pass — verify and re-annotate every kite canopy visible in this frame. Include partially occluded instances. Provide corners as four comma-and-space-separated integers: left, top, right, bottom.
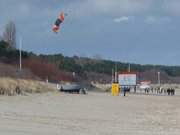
52, 12, 65, 33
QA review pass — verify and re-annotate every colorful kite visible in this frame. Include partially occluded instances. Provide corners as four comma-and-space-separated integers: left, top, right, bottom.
52, 12, 65, 33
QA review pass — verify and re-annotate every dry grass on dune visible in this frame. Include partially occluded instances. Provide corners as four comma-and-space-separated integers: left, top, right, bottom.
0, 77, 56, 96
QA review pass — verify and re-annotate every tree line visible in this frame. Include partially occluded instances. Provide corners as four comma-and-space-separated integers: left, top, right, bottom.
39, 54, 180, 77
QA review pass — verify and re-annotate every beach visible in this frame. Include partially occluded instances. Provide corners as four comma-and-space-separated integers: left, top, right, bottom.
0, 91, 180, 135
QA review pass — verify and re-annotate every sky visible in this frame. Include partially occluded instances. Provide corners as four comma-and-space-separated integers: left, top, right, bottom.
0, 0, 180, 65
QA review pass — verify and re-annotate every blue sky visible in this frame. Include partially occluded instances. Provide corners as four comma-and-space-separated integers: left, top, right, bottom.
0, 0, 180, 65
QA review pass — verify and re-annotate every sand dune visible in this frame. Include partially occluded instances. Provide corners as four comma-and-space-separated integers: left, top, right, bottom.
0, 77, 56, 95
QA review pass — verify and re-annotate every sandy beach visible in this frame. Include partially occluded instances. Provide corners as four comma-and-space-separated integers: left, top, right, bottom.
0, 91, 180, 135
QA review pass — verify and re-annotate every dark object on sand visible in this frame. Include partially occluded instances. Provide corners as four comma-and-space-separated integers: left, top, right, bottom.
15, 86, 21, 95
59, 84, 82, 94
123, 87, 130, 96
80, 88, 87, 95
167, 88, 175, 96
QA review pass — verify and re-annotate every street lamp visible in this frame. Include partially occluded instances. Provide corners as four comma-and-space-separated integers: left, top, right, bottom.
19, 37, 22, 72
157, 72, 160, 86
128, 63, 131, 72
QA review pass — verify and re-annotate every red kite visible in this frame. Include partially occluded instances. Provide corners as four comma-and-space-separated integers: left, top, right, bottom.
52, 12, 65, 33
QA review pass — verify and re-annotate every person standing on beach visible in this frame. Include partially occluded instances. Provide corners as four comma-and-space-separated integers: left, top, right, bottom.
123, 87, 127, 96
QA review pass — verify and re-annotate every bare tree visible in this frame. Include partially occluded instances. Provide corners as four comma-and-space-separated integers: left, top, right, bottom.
3, 21, 16, 48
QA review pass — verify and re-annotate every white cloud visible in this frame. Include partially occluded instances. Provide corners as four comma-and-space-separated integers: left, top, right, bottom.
113, 16, 129, 23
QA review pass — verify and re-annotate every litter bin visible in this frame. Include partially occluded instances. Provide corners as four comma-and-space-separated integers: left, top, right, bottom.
111, 83, 120, 96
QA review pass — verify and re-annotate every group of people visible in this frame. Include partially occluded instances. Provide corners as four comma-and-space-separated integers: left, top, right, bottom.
144, 87, 175, 96
121, 86, 176, 96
